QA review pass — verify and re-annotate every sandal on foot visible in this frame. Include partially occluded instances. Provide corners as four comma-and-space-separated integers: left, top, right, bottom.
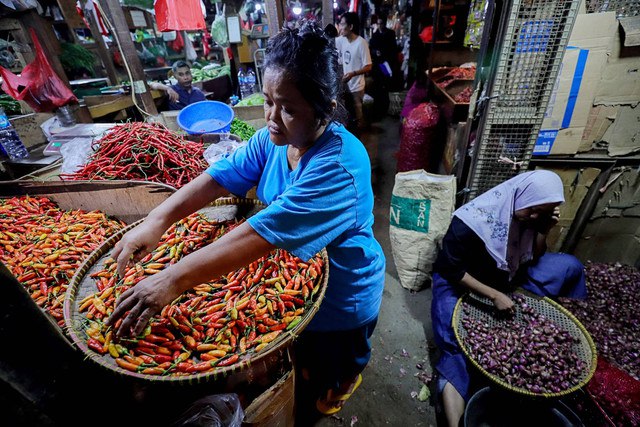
316, 373, 363, 415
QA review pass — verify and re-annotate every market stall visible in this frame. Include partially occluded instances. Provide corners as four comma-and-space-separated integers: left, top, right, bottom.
0, 0, 639, 425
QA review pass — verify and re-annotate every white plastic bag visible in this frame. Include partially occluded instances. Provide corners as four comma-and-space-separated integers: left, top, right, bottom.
60, 137, 94, 174
185, 35, 198, 62
389, 170, 456, 291
203, 136, 246, 166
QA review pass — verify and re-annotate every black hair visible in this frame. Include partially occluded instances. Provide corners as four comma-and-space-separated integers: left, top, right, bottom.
264, 20, 346, 124
340, 12, 360, 35
172, 60, 189, 72
324, 23, 338, 38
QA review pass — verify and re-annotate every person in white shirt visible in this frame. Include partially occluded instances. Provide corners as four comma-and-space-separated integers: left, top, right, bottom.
336, 12, 372, 131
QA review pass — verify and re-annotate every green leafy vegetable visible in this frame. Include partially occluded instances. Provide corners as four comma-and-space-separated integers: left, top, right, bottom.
230, 118, 256, 141
60, 43, 96, 77
191, 65, 231, 83
236, 93, 265, 107
0, 94, 22, 116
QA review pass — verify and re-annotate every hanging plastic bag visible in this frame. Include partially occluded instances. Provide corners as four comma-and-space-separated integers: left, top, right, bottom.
168, 30, 185, 53
155, 0, 206, 32
0, 29, 77, 113
184, 35, 198, 62
210, 3, 229, 48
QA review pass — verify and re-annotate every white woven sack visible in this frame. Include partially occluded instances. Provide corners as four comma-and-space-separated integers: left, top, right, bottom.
389, 170, 456, 291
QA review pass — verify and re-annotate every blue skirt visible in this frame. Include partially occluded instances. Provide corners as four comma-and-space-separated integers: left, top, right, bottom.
431, 252, 587, 401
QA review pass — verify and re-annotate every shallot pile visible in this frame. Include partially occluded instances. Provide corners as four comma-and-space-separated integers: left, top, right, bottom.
461, 294, 587, 394
560, 262, 640, 380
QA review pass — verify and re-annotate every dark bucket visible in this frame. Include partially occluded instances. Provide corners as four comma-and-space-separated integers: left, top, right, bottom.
464, 387, 583, 427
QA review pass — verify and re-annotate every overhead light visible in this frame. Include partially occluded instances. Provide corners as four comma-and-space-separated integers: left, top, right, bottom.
255, 3, 261, 10
333, 1, 337, 8
292, 1, 302, 15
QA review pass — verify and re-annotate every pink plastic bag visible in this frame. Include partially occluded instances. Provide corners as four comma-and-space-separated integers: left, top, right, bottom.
155, 0, 206, 31
397, 102, 440, 172
0, 29, 77, 112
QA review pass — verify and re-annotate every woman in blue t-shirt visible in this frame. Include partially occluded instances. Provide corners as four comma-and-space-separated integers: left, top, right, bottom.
107, 21, 385, 416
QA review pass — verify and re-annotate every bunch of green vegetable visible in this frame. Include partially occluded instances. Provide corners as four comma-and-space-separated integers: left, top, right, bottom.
230, 118, 256, 141
191, 65, 231, 83
236, 93, 265, 107
0, 94, 21, 116
60, 43, 96, 77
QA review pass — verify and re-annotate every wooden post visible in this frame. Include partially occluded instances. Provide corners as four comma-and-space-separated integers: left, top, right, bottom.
99, 0, 158, 115
19, 9, 71, 86
82, 0, 119, 85
322, 0, 333, 28
265, 0, 284, 37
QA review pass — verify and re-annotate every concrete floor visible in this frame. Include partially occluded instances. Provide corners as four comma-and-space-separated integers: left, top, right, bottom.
309, 116, 439, 427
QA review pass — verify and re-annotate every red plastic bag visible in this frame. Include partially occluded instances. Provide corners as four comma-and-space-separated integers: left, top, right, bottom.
0, 29, 77, 112
587, 357, 640, 427
168, 31, 185, 53
397, 102, 440, 173
155, 0, 206, 32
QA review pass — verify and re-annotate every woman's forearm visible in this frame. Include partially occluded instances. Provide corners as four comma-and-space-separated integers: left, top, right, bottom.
459, 272, 500, 300
146, 173, 229, 231
167, 221, 275, 294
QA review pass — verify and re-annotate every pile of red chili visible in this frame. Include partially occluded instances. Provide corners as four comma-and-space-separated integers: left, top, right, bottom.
0, 196, 125, 326
79, 212, 325, 376
60, 122, 208, 189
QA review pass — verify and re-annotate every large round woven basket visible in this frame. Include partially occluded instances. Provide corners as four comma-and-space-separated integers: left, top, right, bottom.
63, 197, 329, 384
453, 291, 597, 398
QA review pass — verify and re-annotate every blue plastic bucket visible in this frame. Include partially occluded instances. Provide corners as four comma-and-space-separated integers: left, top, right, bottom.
177, 100, 235, 135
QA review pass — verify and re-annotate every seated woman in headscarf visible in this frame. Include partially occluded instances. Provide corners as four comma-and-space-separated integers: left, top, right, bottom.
431, 170, 587, 427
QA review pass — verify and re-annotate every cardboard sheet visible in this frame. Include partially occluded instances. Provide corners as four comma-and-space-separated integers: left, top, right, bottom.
602, 104, 640, 156
534, 12, 617, 155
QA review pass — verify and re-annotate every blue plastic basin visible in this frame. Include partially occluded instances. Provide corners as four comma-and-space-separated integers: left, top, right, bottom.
177, 100, 235, 134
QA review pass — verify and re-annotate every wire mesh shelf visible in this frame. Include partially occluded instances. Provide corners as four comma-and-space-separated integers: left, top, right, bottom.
586, 0, 640, 17
466, 0, 580, 200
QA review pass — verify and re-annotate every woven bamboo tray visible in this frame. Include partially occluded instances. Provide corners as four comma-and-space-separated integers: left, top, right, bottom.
63, 197, 329, 384
453, 291, 597, 398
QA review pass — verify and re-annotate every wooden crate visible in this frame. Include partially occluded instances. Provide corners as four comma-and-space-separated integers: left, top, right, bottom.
10, 113, 54, 149
243, 368, 295, 427
0, 180, 175, 224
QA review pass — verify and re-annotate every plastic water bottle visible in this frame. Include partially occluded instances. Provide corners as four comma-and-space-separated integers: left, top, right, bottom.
246, 68, 256, 95
238, 68, 249, 99
0, 107, 28, 161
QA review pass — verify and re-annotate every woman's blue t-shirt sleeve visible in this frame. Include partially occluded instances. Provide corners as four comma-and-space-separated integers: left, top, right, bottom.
205, 130, 268, 195
248, 160, 356, 261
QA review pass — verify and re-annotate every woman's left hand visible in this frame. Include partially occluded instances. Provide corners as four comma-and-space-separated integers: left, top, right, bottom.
106, 269, 181, 337
343, 72, 354, 82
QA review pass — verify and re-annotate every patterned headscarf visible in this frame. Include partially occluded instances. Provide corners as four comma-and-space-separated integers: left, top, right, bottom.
454, 170, 564, 279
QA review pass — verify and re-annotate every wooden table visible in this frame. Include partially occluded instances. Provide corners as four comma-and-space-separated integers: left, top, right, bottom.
83, 91, 165, 119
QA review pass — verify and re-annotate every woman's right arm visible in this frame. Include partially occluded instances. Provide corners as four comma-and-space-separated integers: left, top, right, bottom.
112, 173, 229, 276
459, 273, 514, 312
437, 217, 514, 312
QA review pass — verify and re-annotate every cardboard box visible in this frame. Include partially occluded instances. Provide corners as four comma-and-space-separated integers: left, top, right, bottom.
620, 17, 640, 47
595, 18, 640, 105
534, 12, 617, 155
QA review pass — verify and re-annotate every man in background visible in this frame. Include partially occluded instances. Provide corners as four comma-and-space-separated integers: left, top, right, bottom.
369, 13, 400, 120
336, 12, 372, 131
149, 60, 206, 110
